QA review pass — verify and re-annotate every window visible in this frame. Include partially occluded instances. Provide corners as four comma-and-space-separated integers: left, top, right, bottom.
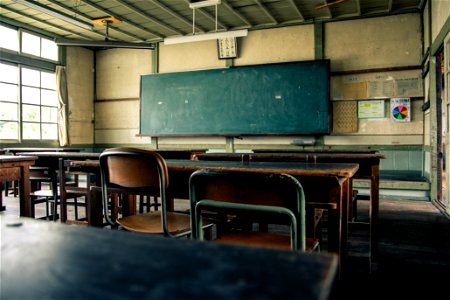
22, 31, 58, 61
0, 24, 59, 141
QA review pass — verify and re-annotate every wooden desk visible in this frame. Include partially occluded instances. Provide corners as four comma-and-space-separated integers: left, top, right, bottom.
0, 155, 37, 215
16, 152, 101, 222
73, 159, 358, 273
1, 216, 338, 300
196, 151, 385, 265
6, 147, 81, 154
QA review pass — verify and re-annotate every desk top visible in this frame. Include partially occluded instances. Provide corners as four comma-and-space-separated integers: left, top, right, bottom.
166, 159, 359, 178
17, 151, 100, 159
71, 159, 359, 178
196, 152, 386, 160
253, 148, 380, 153
0, 155, 38, 164
6, 148, 80, 154
1, 216, 338, 300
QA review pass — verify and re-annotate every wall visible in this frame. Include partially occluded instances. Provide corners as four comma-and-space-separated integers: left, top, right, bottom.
94, 48, 153, 145
66, 47, 94, 145
88, 14, 425, 155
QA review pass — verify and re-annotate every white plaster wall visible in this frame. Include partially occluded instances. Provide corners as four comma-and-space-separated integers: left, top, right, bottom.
94, 48, 152, 144
66, 47, 94, 145
325, 14, 422, 72
160, 41, 225, 73
96, 49, 152, 99
235, 25, 315, 66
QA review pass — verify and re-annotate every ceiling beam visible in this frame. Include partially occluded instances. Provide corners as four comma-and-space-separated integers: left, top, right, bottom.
0, 5, 102, 40
355, 0, 361, 16
150, 0, 207, 34
112, 0, 185, 35
46, 0, 147, 41
221, 0, 252, 28
254, 0, 278, 25
182, 0, 228, 31
287, 0, 305, 22
78, 0, 162, 40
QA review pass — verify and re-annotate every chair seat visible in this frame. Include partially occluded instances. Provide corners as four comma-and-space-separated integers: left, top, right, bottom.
117, 211, 192, 235
215, 231, 320, 252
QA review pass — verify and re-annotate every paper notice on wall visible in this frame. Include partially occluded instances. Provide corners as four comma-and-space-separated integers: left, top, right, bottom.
390, 98, 410, 122
367, 80, 395, 98
396, 78, 420, 97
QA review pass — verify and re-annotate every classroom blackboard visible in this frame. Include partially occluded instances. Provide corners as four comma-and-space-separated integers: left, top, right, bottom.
140, 60, 330, 136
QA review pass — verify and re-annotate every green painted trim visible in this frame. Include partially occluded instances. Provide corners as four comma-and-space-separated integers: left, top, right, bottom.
431, 14, 450, 55
314, 22, 324, 60
225, 58, 233, 67
225, 137, 235, 152
0, 50, 56, 71
152, 43, 159, 74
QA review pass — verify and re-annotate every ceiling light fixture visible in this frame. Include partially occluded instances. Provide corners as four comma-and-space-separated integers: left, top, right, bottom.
164, 0, 247, 45
164, 29, 247, 45
11, 0, 93, 30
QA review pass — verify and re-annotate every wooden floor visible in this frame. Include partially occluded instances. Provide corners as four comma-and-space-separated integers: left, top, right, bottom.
340, 199, 450, 299
1, 190, 449, 299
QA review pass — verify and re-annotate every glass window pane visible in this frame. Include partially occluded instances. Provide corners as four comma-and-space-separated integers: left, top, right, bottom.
42, 106, 57, 123
0, 63, 18, 84
23, 104, 40, 122
41, 72, 56, 89
0, 83, 18, 102
23, 122, 40, 139
22, 68, 40, 87
0, 25, 19, 52
0, 102, 18, 120
22, 86, 40, 104
41, 38, 58, 61
22, 32, 40, 57
42, 123, 57, 140
41, 89, 57, 106
0, 121, 19, 139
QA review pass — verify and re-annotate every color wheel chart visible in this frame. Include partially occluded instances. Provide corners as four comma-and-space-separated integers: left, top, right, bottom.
390, 98, 410, 122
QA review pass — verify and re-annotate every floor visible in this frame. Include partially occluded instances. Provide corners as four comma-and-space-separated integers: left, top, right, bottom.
1, 188, 450, 299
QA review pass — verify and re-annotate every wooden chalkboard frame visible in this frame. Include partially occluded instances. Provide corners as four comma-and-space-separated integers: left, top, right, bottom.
140, 60, 330, 136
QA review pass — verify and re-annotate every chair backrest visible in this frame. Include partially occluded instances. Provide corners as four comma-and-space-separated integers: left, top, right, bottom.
99, 148, 169, 230
189, 169, 306, 251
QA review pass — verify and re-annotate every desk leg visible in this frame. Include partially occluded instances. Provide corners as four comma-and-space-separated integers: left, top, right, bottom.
370, 164, 380, 265
19, 166, 32, 217
0, 182, 4, 211
88, 187, 104, 227
340, 178, 350, 273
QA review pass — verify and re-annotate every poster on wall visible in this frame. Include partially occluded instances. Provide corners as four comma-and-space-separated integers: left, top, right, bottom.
390, 98, 410, 122
358, 100, 385, 118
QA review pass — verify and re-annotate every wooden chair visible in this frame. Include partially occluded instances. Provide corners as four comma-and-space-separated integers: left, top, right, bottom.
99, 148, 202, 237
58, 158, 96, 224
29, 166, 55, 219
189, 169, 320, 252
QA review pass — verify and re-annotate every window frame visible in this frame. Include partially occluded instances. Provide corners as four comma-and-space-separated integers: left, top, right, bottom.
0, 22, 61, 144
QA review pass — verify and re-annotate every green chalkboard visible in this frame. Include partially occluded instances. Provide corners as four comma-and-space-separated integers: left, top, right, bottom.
140, 60, 330, 136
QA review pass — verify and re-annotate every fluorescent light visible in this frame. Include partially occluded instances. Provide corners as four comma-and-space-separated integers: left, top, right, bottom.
164, 29, 248, 45
189, 0, 221, 9
12, 0, 93, 30
55, 38, 155, 49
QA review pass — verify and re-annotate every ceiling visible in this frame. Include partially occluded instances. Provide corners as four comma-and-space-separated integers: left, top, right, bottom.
0, 0, 425, 45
